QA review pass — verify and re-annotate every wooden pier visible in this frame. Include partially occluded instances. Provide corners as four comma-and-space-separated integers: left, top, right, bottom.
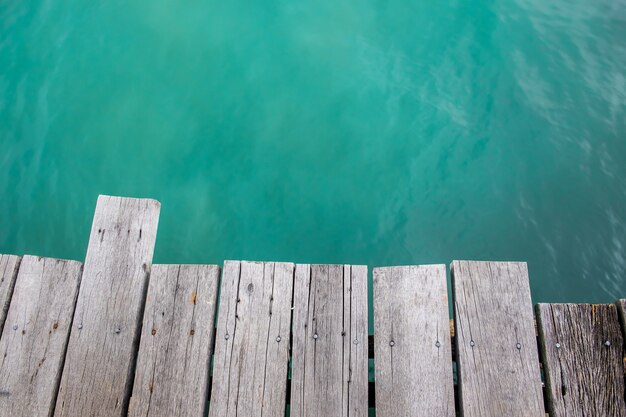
0, 195, 624, 417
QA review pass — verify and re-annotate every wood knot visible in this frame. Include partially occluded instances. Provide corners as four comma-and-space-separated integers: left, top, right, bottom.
247, 283, 254, 294
53, 321, 59, 330
151, 328, 157, 336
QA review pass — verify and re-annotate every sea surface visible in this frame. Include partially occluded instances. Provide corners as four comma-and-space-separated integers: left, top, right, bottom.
1, 0, 625, 308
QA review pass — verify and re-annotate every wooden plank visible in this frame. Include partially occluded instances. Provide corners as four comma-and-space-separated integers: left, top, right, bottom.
0, 255, 82, 417
0, 255, 21, 338
367, 319, 456, 359
451, 260, 544, 417
536, 303, 626, 417
372, 265, 454, 417
617, 299, 626, 341
208, 261, 294, 417
618, 298, 626, 390
54, 195, 160, 417
291, 264, 368, 417
128, 264, 220, 417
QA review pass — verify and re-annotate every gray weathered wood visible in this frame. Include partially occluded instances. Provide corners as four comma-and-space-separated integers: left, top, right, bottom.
451, 260, 544, 417
54, 195, 160, 417
373, 265, 454, 417
0, 255, 82, 417
0, 255, 21, 338
291, 264, 368, 417
617, 299, 626, 341
128, 264, 220, 417
536, 303, 626, 417
208, 261, 293, 417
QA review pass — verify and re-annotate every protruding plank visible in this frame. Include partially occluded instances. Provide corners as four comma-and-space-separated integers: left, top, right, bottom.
54, 195, 160, 417
0, 255, 21, 337
208, 261, 294, 417
373, 265, 454, 417
0, 255, 82, 417
536, 304, 626, 417
291, 265, 368, 417
128, 264, 220, 417
451, 261, 544, 417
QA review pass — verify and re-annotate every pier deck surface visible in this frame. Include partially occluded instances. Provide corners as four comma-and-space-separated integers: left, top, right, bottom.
1, 195, 624, 417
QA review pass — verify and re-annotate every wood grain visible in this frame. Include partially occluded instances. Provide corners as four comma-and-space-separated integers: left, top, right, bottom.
536, 303, 626, 417
373, 265, 454, 417
208, 261, 293, 417
0, 255, 82, 417
617, 299, 626, 342
0, 255, 21, 339
291, 264, 368, 417
128, 264, 220, 417
451, 260, 544, 417
54, 195, 160, 417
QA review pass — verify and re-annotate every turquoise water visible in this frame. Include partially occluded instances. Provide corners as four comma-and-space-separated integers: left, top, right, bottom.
1, 0, 625, 307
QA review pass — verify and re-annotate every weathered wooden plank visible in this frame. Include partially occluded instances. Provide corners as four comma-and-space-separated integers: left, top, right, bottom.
367, 319, 456, 359
536, 303, 626, 417
54, 195, 160, 417
617, 299, 626, 341
208, 261, 293, 417
0, 255, 82, 417
128, 264, 220, 417
451, 260, 544, 417
0, 255, 21, 338
373, 265, 454, 417
291, 264, 368, 417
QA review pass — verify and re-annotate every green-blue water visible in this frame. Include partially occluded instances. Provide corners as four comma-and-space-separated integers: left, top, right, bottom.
1, 0, 625, 306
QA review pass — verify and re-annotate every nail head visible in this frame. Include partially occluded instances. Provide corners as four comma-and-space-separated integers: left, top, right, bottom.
604, 340, 611, 347
276, 336, 281, 343
435, 341, 441, 348
313, 334, 318, 340
389, 340, 395, 347
470, 340, 475, 347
